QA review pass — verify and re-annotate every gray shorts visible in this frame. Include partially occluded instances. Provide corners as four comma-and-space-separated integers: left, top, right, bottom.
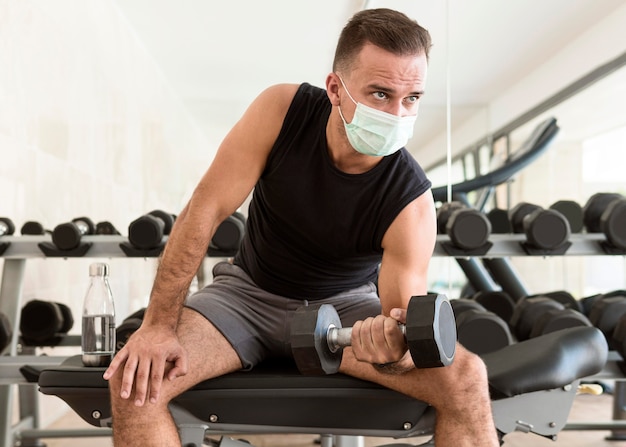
185, 261, 381, 370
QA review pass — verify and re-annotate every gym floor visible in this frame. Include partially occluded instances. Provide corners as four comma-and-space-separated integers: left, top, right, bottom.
43, 392, 619, 446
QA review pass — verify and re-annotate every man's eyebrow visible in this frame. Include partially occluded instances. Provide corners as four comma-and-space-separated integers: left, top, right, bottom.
366, 84, 425, 96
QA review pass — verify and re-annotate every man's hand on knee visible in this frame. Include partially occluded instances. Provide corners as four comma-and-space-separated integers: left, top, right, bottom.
103, 324, 188, 406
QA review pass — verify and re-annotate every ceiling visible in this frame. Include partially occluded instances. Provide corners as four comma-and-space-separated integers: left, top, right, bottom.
113, 0, 625, 156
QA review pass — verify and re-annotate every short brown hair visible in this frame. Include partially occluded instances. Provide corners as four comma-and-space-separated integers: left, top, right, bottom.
333, 8, 432, 73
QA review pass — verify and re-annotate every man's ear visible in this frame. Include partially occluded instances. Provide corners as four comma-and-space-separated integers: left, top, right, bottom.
325, 73, 342, 106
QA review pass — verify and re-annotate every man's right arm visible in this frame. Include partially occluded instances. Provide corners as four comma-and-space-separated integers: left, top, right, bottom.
103, 83, 300, 405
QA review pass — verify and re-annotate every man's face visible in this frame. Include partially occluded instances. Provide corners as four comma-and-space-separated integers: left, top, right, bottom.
339, 43, 428, 122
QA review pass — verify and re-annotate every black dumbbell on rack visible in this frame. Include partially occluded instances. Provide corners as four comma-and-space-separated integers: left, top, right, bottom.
583, 192, 626, 253
508, 202, 571, 254
0, 217, 16, 255
290, 294, 456, 375
115, 308, 146, 353
37, 217, 97, 256
21, 221, 48, 235
208, 212, 246, 256
471, 290, 517, 323
549, 200, 584, 233
0, 312, 12, 353
510, 295, 591, 341
20, 299, 74, 346
436, 201, 492, 255
450, 299, 513, 355
121, 210, 176, 256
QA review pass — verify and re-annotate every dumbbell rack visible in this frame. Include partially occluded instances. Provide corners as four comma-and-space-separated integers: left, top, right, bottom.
0, 233, 624, 446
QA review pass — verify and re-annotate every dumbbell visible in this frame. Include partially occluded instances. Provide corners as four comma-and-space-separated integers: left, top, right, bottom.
0, 218, 16, 237
20, 221, 48, 235
20, 300, 74, 346
550, 200, 584, 233
115, 308, 146, 353
436, 202, 491, 250
528, 290, 582, 313
471, 290, 516, 323
583, 192, 626, 250
128, 210, 175, 249
450, 299, 513, 355
588, 292, 626, 343
508, 202, 571, 250
0, 312, 12, 353
290, 294, 456, 375
51, 217, 96, 250
486, 208, 512, 234
95, 221, 121, 235
209, 212, 246, 253
510, 296, 591, 341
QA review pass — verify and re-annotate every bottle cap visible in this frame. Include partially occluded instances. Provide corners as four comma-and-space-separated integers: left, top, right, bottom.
89, 262, 109, 277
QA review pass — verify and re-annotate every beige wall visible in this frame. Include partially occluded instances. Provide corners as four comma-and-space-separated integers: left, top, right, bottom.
1, 0, 213, 425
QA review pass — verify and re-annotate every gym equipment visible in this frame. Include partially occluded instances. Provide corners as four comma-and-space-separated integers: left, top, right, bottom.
450, 299, 513, 355
51, 217, 96, 250
550, 200, 584, 233
436, 201, 491, 253
508, 202, 571, 252
20, 300, 74, 346
209, 212, 246, 255
127, 210, 175, 250
290, 294, 456, 375
115, 308, 146, 353
510, 296, 591, 341
95, 221, 121, 235
20, 221, 47, 235
36, 326, 608, 446
529, 290, 582, 313
486, 208, 512, 234
0, 217, 16, 236
583, 192, 626, 252
471, 290, 516, 322
0, 312, 12, 353
588, 292, 626, 342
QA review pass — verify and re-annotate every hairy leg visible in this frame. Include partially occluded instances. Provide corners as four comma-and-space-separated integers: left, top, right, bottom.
339, 343, 498, 447
108, 308, 243, 447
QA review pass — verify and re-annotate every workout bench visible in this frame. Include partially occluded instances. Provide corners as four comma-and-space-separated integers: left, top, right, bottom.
35, 326, 607, 446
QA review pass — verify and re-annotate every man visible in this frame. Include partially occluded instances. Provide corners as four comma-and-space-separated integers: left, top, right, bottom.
104, 8, 498, 446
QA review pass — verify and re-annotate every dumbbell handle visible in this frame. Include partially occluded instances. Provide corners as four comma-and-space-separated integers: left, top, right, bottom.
327, 323, 406, 353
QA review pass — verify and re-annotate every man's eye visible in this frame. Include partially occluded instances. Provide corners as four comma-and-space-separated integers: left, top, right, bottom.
373, 92, 387, 99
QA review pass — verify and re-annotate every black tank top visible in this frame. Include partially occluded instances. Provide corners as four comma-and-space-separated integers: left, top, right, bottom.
234, 83, 431, 300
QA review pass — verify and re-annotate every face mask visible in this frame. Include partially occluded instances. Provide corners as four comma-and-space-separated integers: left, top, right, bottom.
337, 76, 417, 157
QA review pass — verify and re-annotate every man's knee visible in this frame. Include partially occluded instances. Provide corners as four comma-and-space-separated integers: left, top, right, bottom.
429, 347, 489, 407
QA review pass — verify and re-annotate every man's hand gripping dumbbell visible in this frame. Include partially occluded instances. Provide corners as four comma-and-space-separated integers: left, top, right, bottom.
291, 293, 457, 375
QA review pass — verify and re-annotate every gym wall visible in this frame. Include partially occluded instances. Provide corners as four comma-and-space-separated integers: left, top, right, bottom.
0, 1, 213, 425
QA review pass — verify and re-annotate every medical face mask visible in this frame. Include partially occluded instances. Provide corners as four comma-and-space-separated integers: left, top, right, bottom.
337, 77, 417, 157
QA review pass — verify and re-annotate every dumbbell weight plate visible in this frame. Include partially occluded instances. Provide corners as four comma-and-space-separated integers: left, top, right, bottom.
149, 210, 175, 235
0, 312, 12, 353
405, 294, 456, 368
212, 215, 245, 252
510, 297, 564, 341
472, 291, 516, 323
455, 309, 513, 355
436, 202, 465, 234
509, 202, 542, 234
523, 208, 571, 250
588, 295, 626, 338
529, 308, 591, 339
601, 199, 626, 250
446, 209, 491, 250
583, 192, 623, 233
0, 217, 16, 236
291, 303, 343, 375
550, 200, 583, 233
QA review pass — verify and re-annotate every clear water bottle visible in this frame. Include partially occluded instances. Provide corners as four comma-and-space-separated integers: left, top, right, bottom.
81, 262, 116, 366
